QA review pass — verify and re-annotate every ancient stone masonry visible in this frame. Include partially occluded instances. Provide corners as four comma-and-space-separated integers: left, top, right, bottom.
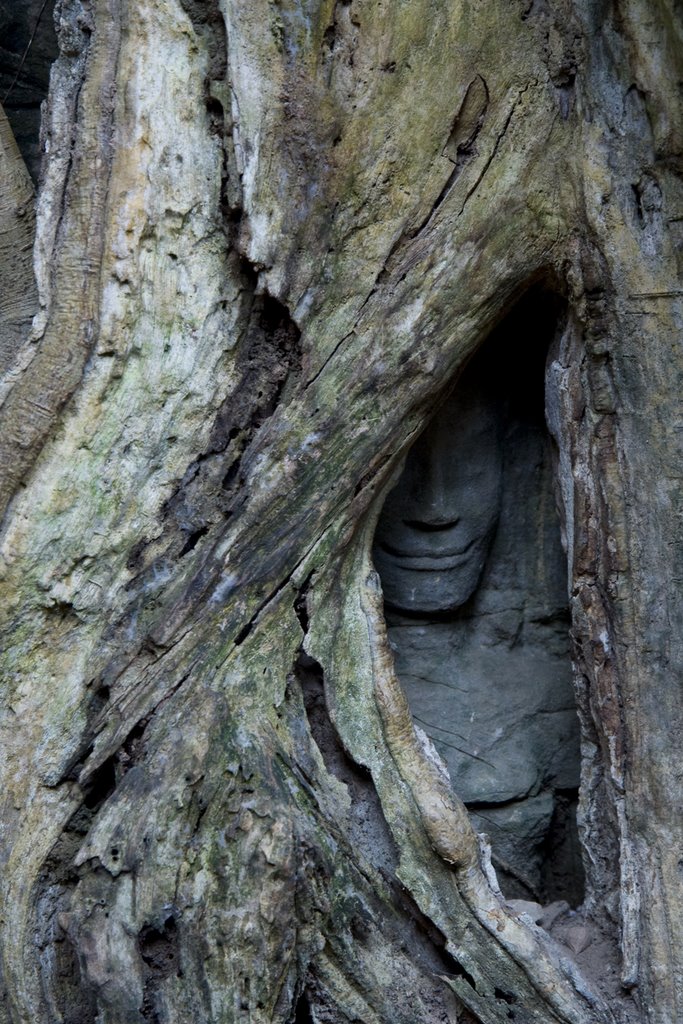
374, 290, 584, 904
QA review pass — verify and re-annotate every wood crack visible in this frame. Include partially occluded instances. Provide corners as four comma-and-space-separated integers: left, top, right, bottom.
456, 78, 537, 219
305, 79, 535, 390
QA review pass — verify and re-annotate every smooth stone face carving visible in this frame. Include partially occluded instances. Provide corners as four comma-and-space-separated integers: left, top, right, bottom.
396, 632, 579, 804
374, 339, 583, 903
373, 384, 503, 614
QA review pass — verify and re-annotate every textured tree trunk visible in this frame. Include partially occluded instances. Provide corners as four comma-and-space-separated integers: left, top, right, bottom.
0, 1, 681, 1022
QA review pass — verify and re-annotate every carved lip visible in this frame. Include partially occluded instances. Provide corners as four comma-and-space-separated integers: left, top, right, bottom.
376, 536, 478, 569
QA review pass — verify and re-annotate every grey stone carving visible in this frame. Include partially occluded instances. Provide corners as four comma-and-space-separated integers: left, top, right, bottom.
373, 380, 503, 616
374, 333, 583, 902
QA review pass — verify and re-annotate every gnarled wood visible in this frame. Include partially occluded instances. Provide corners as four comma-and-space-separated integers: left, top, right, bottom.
0, 1, 681, 1022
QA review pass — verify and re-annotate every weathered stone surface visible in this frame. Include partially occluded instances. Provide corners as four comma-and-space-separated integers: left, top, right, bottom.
377, 300, 582, 901
373, 361, 503, 615
389, 631, 577, 804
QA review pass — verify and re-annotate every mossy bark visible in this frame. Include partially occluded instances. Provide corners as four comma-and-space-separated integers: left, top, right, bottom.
0, 2, 681, 1022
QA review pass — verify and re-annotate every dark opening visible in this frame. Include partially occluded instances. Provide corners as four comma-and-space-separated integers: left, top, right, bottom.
82, 754, 117, 811
1, 0, 58, 183
373, 287, 584, 907
293, 990, 314, 1024
138, 916, 180, 979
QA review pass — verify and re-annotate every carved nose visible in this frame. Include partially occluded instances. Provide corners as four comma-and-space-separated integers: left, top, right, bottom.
407, 441, 458, 527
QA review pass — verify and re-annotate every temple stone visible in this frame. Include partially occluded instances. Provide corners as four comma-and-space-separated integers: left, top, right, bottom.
374, 297, 583, 903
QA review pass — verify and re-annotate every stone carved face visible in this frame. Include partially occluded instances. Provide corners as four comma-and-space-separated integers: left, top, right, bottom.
373, 382, 503, 614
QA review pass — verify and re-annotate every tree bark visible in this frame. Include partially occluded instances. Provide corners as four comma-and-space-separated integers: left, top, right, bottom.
0, 1, 681, 1022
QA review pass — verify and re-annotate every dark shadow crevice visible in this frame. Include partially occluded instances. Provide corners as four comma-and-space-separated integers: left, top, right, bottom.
292, 641, 489, 1008
0, 0, 58, 182
295, 645, 400, 880
138, 914, 181, 1021
293, 989, 314, 1024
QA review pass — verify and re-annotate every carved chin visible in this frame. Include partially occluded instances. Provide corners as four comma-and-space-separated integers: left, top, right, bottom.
378, 549, 488, 614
